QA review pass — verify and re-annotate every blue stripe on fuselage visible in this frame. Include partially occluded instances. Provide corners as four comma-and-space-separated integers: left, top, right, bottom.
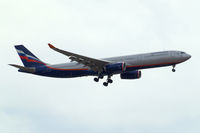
30, 62, 177, 78
35, 66, 97, 78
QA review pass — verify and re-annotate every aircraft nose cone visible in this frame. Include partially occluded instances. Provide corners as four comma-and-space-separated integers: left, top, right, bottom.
185, 54, 191, 60
187, 54, 191, 59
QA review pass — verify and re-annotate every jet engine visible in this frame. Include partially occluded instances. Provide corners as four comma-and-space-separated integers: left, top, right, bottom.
120, 70, 142, 79
104, 62, 126, 74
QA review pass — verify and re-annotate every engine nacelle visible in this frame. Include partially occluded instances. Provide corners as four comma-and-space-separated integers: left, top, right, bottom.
105, 62, 126, 74
120, 71, 142, 79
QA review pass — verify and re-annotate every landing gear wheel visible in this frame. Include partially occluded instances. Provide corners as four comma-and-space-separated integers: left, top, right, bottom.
172, 65, 176, 72
107, 79, 113, 84
103, 82, 108, 87
99, 75, 104, 79
94, 77, 99, 82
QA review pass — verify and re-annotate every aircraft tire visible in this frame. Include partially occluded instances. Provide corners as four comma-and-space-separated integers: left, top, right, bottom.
103, 82, 108, 87
94, 78, 99, 82
107, 79, 113, 84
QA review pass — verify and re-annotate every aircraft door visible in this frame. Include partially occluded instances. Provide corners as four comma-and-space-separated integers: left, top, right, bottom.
171, 51, 177, 57
170, 51, 178, 62
137, 55, 143, 65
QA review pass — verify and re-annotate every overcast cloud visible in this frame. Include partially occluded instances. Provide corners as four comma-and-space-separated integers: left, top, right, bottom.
0, 0, 200, 133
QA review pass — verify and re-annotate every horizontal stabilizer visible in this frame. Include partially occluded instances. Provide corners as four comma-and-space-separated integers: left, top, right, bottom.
9, 64, 35, 73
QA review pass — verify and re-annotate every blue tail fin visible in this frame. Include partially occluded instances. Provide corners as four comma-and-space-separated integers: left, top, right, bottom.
15, 45, 46, 67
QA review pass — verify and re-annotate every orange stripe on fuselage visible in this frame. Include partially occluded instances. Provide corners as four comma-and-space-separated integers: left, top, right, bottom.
20, 55, 180, 72
47, 61, 179, 71
46, 66, 89, 71
20, 55, 88, 71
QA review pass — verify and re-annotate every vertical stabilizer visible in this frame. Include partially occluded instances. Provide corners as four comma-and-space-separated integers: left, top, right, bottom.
15, 45, 46, 67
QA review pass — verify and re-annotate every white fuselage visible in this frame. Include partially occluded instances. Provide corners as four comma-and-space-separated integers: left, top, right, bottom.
48, 51, 191, 70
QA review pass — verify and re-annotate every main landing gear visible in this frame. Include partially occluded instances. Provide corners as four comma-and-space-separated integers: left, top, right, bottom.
94, 74, 104, 82
103, 76, 113, 87
172, 65, 176, 72
94, 75, 113, 87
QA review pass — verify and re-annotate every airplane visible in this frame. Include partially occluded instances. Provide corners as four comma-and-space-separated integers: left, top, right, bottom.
10, 44, 191, 86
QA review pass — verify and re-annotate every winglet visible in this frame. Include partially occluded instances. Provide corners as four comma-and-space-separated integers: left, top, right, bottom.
48, 43, 56, 49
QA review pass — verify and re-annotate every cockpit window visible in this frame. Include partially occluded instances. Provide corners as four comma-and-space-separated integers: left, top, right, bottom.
181, 52, 185, 54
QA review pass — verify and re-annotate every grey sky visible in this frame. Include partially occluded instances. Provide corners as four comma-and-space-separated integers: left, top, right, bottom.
0, 0, 200, 133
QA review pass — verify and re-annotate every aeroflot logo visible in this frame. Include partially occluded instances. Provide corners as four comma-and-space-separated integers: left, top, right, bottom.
16, 49, 39, 61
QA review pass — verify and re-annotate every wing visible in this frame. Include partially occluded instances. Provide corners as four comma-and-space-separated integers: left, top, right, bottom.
48, 44, 109, 72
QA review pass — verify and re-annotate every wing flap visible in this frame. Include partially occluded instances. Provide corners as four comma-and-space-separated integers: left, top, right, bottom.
48, 43, 109, 72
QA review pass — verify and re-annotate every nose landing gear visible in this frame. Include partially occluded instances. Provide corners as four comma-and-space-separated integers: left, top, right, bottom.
172, 65, 176, 72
